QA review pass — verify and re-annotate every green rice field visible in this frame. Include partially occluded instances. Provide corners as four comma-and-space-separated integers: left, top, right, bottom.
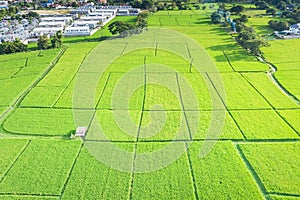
0, 8, 299, 200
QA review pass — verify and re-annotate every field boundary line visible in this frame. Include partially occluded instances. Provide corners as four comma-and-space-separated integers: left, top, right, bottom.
268, 192, 300, 198
59, 142, 84, 199
240, 73, 300, 138
0, 193, 60, 197
0, 140, 31, 183
121, 43, 128, 55
205, 73, 247, 140
222, 51, 236, 72
94, 73, 111, 109
128, 54, 148, 199
175, 73, 193, 141
234, 143, 270, 200
185, 142, 199, 200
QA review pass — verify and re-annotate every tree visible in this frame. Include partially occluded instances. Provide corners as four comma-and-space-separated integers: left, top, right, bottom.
108, 21, 134, 37
255, 1, 269, 9
240, 14, 248, 22
268, 20, 289, 31
211, 11, 223, 24
230, 5, 245, 14
244, 39, 264, 55
37, 35, 49, 50
51, 31, 63, 48
266, 8, 276, 16
277, 1, 286, 10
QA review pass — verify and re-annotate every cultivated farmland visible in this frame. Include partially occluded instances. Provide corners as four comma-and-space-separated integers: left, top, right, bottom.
0, 8, 299, 200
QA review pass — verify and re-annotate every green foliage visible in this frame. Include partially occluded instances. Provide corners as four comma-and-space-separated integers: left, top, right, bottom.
37, 35, 49, 50
51, 31, 63, 48
255, 1, 269, 9
108, 21, 135, 37
276, 1, 287, 10
230, 5, 245, 14
211, 11, 223, 24
266, 8, 276, 16
0, 39, 27, 55
268, 20, 289, 31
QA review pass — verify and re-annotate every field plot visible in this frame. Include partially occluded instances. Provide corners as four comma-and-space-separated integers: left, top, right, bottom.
274, 71, 300, 100
20, 43, 98, 108
239, 143, 300, 195
230, 110, 299, 139
208, 73, 271, 109
144, 73, 182, 111
139, 111, 189, 141
242, 73, 299, 109
132, 143, 195, 199
278, 109, 300, 134
3, 108, 77, 136
0, 49, 61, 106
97, 73, 144, 110
0, 140, 81, 195
189, 141, 263, 199
62, 146, 133, 199
185, 111, 244, 139
87, 110, 141, 141
0, 139, 28, 180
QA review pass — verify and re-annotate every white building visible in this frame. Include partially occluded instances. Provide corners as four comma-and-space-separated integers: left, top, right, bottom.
38, 21, 65, 28
289, 23, 300, 34
80, 15, 106, 22
72, 20, 98, 29
40, 17, 72, 24
31, 27, 63, 37
0, 1, 8, 9
64, 26, 90, 36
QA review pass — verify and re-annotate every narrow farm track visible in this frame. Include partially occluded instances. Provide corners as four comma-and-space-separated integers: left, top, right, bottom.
258, 55, 300, 105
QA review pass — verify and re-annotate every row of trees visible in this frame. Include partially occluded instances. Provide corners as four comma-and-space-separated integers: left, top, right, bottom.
210, 5, 267, 56
37, 31, 63, 50
108, 12, 148, 37
0, 39, 27, 54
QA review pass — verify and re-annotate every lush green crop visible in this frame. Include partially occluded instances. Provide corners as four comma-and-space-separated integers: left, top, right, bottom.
0, 140, 81, 195
243, 73, 299, 109
0, 49, 60, 106
139, 111, 189, 141
62, 145, 133, 199
0, 139, 28, 179
132, 142, 195, 199
3, 108, 76, 136
231, 110, 299, 139
87, 110, 141, 141
186, 111, 244, 139
275, 71, 300, 100
239, 143, 300, 194
209, 73, 271, 109
189, 141, 263, 199
278, 109, 300, 133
